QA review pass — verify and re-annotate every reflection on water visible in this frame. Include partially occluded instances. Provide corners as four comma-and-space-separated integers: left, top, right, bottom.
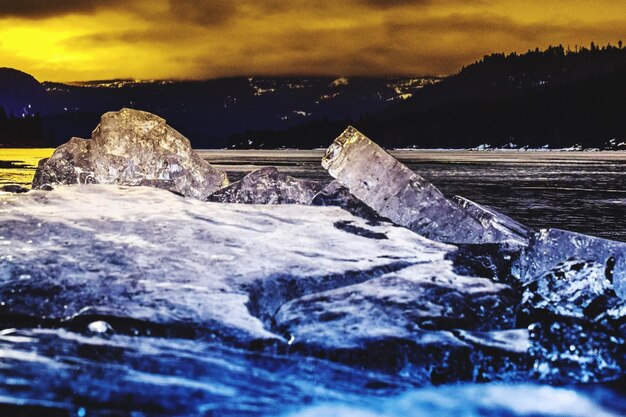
0, 148, 54, 186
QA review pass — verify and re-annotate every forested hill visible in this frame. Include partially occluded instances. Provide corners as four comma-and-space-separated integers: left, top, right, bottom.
229, 43, 626, 149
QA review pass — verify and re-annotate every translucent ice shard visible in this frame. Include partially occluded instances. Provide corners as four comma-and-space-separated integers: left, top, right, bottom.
451, 196, 532, 243
208, 167, 322, 205
512, 228, 626, 298
322, 127, 531, 245
32, 108, 228, 199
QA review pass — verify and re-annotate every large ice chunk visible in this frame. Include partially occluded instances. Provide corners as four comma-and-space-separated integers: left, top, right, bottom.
208, 167, 323, 204
32, 108, 228, 199
512, 229, 626, 298
321, 127, 531, 245
1, 186, 623, 385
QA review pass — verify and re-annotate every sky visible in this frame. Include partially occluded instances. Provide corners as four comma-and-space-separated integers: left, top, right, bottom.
0, 0, 625, 82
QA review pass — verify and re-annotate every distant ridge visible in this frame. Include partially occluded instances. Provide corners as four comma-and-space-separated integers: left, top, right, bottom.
0, 67, 48, 116
0, 72, 435, 148
229, 43, 626, 150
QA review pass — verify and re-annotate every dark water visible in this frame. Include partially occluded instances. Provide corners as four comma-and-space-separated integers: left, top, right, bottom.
200, 150, 626, 242
0, 149, 625, 416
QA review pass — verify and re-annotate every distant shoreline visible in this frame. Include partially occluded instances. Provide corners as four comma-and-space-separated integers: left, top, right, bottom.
4, 146, 626, 152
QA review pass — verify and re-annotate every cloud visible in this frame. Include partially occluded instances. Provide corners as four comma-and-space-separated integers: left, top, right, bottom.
0, 0, 244, 27
0, 0, 127, 19
1, 0, 625, 80
386, 13, 626, 46
65, 28, 203, 48
356, 0, 485, 9
358, 0, 430, 8
167, 0, 237, 26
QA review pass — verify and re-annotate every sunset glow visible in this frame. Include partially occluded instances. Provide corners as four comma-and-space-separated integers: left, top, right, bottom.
1, 0, 625, 81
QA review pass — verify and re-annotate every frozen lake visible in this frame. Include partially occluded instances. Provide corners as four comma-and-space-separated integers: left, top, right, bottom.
200, 149, 626, 241
0, 148, 625, 416
3, 149, 626, 240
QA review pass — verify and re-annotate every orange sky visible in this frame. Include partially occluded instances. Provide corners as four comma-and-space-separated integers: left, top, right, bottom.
1, 0, 625, 81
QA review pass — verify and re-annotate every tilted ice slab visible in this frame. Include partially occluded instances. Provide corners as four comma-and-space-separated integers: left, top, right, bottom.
322, 127, 531, 245
0, 185, 455, 345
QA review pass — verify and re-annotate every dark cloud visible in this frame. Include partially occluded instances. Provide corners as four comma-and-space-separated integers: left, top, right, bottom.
386, 13, 620, 43
65, 28, 203, 48
0, 0, 242, 26
358, 0, 430, 8
356, 0, 484, 9
168, 0, 237, 25
0, 0, 126, 19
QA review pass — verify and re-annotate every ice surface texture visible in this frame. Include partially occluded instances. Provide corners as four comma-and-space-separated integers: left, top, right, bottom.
287, 384, 623, 417
0, 185, 457, 345
0, 328, 621, 416
2, 185, 623, 386
31, 108, 228, 199
0, 185, 526, 384
512, 229, 626, 383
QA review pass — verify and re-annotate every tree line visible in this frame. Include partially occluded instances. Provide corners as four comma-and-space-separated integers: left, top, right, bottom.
0, 107, 47, 147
